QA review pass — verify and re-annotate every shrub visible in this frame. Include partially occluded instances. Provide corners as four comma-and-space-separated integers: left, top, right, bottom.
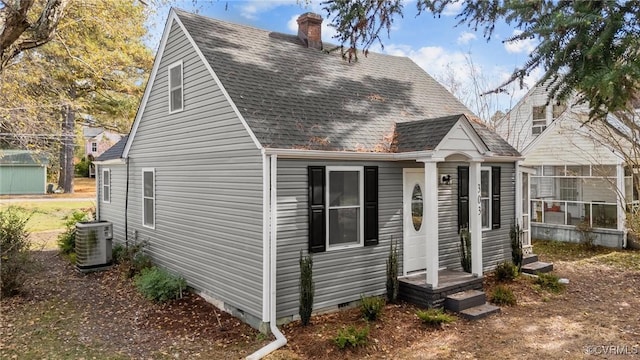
135, 266, 186, 302
510, 222, 524, 270
112, 243, 126, 264
74, 158, 90, 177
491, 285, 517, 306
57, 210, 92, 255
116, 240, 152, 278
299, 251, 314, 326
0, 207, 33, 297
416, 308, 456, 327
458, 227, 471, 273
576, 221, 596, 249
360, 295, 385, 321
535, 272, 565, 293
494, 261, 518, 282
334, 325, 369, 349
386, 238, 399, 303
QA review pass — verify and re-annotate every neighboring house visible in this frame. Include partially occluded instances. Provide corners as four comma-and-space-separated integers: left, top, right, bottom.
82, 126, 123, 177
94, 9, 524, 332
496, 85, 638, 248
0, 150, 49, 195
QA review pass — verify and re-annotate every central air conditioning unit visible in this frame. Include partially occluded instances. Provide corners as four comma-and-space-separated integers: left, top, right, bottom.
75, 221, 113, 273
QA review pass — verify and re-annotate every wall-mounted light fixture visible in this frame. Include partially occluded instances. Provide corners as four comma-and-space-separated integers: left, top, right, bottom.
441, 174, 451, 185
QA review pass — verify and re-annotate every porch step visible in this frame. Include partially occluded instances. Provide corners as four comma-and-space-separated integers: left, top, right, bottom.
522, 261, 554, 275
458, 303, 501, 320
444, 290, 486, 312
522, 254, 539, 265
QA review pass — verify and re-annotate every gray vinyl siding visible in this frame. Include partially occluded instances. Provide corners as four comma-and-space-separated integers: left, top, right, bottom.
276, 159, 421, 318
481, 163, 516, 268
97, 164, 127, 244
276, 159, 516, 318
124, 21, 264, 319
437, 162, 515, 271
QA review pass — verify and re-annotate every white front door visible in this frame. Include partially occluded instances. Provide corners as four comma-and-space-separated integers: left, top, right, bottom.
403, 169, 427, 275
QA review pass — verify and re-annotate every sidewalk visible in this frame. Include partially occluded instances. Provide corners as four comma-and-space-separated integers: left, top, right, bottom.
0, 197, 95, 203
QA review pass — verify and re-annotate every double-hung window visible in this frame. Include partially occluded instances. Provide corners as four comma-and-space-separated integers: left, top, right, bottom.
308, 166, 379, 253
532, 105, 546, 136
168, 61, 183, 113
102, 169, 110, 203
461, 165, 500, 231
142, 169, 155, 228
327, 167, 364, 249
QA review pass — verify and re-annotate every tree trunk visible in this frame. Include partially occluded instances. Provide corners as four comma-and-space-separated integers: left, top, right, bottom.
57, 103, 74, 193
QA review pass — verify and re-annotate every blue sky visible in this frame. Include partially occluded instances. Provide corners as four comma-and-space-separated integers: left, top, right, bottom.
147, 0, 541, 120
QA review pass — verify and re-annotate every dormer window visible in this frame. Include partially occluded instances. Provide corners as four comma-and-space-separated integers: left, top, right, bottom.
552, 103, 566, 119
532, 105, 546, 136
168, 61, 183, 113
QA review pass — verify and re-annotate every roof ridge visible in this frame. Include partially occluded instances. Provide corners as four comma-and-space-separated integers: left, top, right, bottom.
173, 8, 417, 61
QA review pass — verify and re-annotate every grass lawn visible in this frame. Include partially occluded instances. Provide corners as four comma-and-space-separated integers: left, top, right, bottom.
0, 200, 94, 232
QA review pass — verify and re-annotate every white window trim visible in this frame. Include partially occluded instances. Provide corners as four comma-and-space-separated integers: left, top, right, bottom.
142, 168, 156, 229
102, 168, 111, 204
168, 60, 183, 114
91, 142, 97, 152
325, 166, 364, 251
481, 166, 491, 231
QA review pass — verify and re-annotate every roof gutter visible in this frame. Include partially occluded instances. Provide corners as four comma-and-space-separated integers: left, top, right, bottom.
262, 148, 523, 162
247, 154, 286, 360
92, 158, 126, 165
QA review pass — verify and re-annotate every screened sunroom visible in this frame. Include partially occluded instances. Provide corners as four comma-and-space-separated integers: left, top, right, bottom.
530, 164, 637, 230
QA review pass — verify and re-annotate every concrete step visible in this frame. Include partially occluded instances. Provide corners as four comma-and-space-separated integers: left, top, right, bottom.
522, 254, 539, 265
522, 261, 554, 275
444, 290, 486, 312
458, 303, 501, 320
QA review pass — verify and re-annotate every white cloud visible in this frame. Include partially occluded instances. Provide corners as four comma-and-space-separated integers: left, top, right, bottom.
504, 30, 537, 54
375, 43, 542, 117
382, 44, 468, 79
239, 0, 300, 20
457, 31, 476, 45
442, 0, 463, 16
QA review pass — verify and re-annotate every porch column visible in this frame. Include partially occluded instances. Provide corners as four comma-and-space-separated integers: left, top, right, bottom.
423, 160, 439, 288
616, 163, 626, 233
469, 161, 483, 277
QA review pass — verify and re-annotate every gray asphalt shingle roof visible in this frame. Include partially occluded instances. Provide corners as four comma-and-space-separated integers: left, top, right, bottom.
96, 135, 128, 161
395, 114, 462, 152
174, 10, 518, 157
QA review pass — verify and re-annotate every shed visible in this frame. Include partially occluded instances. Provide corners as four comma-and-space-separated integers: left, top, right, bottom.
0, 150, 49, 195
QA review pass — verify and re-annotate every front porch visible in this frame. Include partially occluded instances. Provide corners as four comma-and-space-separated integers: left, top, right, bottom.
398, 269, 483, 308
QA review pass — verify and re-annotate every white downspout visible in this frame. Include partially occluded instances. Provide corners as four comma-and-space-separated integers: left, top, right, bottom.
247, 154, 286, 360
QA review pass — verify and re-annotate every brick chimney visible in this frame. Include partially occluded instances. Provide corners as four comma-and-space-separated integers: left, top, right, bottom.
297, 12, 323, 50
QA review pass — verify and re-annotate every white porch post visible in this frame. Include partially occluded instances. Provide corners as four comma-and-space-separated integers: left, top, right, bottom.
469, 161, 483, 277
423, 160, 439, 288
616, 163, 626, 233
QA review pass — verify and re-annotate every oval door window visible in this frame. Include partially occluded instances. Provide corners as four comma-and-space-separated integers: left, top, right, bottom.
411, 184, 423, 231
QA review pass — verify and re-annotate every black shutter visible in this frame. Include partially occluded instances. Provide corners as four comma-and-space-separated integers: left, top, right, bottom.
364, 166, 379, 246
308, 166, 326, 253
458, 166, 469, 232
491, 166, 501, 229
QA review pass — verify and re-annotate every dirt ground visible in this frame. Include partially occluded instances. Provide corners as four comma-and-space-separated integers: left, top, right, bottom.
1, 242, 639, 359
